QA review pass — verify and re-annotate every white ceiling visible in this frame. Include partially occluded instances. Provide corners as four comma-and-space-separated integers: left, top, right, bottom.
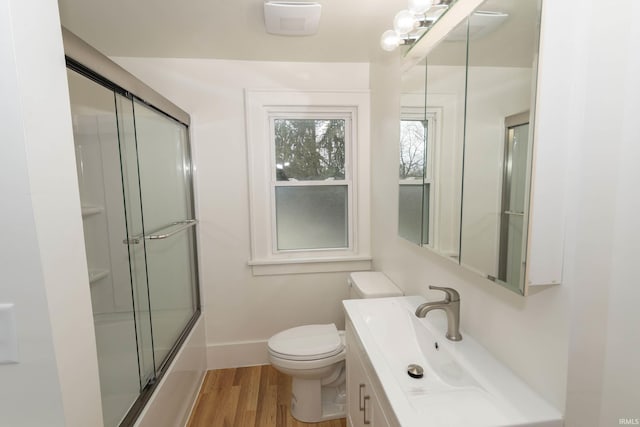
57, 0, 407, 62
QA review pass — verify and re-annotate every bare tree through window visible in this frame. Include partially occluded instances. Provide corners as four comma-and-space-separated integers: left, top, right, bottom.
399, 120, 427, 179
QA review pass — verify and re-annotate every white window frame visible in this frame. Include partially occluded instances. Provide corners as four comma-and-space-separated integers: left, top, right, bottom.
245, 90, 372, 275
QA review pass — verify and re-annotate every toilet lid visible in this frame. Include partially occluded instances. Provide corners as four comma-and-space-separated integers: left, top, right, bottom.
268, 324, 343, 361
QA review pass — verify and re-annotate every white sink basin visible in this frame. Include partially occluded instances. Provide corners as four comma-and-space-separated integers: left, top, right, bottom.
343, 296, 563, 427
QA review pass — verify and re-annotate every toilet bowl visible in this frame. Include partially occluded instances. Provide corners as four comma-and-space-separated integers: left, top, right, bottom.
268, 324, 347, 422
268, 272, 402, 423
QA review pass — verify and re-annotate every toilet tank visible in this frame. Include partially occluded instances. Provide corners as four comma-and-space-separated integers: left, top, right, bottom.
348, 272, 403, 299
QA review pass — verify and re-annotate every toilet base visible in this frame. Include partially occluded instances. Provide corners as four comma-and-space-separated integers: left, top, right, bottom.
290, 379, 346, 423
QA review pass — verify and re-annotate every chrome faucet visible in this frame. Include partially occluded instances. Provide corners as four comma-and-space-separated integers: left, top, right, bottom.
415, 286, 462, 341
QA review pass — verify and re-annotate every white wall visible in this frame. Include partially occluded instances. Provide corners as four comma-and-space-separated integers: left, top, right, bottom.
112, 57, 370, 368
1, 3, 67, 424
0, 0, 103, 425
554, 0, 640, 425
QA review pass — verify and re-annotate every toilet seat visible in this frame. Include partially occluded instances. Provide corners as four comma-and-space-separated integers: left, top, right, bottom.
268, 324, 344, 361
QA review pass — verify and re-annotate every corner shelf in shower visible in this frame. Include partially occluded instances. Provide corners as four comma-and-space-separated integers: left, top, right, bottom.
81, 204, 104, 218
88, 268, 110, 284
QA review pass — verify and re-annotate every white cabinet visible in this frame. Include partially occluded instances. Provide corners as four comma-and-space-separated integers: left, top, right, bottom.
346, 320, 399, 427
347, 339, 379, 427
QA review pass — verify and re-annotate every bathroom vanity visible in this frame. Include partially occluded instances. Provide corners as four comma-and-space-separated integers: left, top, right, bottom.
344, 297, 562, 427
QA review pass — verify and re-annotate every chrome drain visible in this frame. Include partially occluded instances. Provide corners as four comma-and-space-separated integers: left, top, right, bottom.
407, 364, 424, 379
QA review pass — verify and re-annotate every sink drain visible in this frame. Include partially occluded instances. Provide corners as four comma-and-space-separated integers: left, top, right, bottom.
407, 364, 424, 379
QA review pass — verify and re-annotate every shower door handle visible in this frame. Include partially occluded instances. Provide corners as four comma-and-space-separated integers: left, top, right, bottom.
123, 219, 198, 244
146, 219, 197, 240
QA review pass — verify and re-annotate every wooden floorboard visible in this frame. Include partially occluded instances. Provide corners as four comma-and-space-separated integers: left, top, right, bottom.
187, 366, 347, 427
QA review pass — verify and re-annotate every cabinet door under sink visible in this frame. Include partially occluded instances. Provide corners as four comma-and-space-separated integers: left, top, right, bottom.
346, 322, 395, 427
346, 343, 368, 427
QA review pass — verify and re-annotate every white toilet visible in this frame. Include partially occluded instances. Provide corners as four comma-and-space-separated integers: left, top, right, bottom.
268, 272, 402, 423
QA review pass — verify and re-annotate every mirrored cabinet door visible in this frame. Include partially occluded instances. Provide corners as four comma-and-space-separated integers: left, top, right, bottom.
460, 0, 542, 294
398, 19, 468, 261
397, 0, 554, 296
424, 19, 468, 261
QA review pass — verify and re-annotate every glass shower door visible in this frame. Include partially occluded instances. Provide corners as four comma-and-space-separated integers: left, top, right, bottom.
498, 117, 531, 290
67, 70, 153, 427
67, 59, 200, 426
132, 100, 198, 371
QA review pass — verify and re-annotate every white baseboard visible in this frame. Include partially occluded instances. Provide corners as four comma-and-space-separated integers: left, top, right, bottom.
207, 340, 270, 370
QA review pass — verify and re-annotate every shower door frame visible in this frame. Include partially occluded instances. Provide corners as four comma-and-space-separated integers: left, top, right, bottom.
63, 28, 201, 427
498, 111, 530, 289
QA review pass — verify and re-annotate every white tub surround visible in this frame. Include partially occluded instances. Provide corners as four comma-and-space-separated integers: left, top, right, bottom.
134, 317, 206, 427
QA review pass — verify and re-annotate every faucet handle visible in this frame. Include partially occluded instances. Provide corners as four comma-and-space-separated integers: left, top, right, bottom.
429, 286, 460, 302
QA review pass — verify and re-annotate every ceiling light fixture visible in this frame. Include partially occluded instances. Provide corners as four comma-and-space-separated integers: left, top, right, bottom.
264, 1, 322, 36
380, 0, 454, 52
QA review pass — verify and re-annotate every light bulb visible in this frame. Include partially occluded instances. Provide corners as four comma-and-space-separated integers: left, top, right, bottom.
393, 10, 417, 35
380, 30, 402, 52
408, 0, 433, 14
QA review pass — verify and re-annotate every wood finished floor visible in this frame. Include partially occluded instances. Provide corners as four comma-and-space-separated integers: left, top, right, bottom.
187, 366, 347, 427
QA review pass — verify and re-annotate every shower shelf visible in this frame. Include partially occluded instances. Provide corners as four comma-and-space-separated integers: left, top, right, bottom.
88, 269, 109, 284
81, 205, 104, 218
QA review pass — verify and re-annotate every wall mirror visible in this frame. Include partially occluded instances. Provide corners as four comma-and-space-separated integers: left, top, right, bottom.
398, 0, 544, 295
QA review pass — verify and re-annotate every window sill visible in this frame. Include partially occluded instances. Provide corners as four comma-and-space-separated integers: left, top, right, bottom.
248, 256, 372, 276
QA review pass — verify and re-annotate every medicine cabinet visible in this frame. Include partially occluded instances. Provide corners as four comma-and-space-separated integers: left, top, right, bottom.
398, 0, 563, 295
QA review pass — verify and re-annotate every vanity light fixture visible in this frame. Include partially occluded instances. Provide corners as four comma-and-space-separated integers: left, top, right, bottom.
380, 0, 454, 52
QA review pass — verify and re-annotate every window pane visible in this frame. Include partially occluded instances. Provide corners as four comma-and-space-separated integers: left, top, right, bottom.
274, 119, 345, 181
398, 184, 423, 245
275, 186, 348, 250
398, 184, 431, 246
399, 120, 426, 179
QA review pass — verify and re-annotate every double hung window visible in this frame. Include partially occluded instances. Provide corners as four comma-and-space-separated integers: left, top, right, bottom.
271, 115, 351, 252
245, 91, 371, 275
